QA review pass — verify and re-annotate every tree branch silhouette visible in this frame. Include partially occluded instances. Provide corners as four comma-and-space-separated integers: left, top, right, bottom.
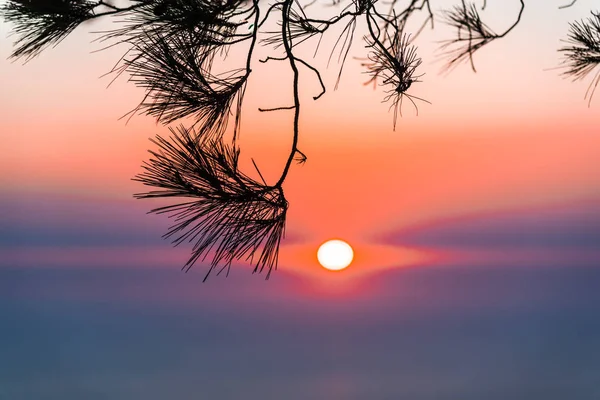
1, 0, 597, 279
559, 11, 600, 106
133, 125, 287, 281
438, 0, 524, 73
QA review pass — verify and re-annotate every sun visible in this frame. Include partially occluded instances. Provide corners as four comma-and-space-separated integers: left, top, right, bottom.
317, 239, 354, 271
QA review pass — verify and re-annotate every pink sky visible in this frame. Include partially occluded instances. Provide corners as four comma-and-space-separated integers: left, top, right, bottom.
0, 0, 598, 282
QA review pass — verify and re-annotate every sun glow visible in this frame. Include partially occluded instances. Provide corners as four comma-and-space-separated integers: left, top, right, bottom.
317, 239, 354, 271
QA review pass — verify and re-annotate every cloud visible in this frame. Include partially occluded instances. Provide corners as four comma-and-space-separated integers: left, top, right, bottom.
0, 193, 305, 248
0, 194, 163, 247
381, 200, 600, 268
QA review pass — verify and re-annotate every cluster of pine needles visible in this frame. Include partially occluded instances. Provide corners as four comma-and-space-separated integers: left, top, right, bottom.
134, 126, 287, 281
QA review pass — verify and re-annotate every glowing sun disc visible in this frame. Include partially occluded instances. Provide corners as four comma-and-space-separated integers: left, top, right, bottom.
317, 240, 354, 271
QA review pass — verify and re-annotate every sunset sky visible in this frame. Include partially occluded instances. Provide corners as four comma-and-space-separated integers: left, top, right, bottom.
1, 0, 599, 398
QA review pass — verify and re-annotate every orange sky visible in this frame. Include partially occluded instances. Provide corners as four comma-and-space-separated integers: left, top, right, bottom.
0, 0, 598, 282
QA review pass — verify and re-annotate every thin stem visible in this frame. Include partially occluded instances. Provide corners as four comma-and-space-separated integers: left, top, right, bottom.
559, 0, 578, 9
366, 7, 394, 68
295, 58, 326, 100
275, 0, 301, 188
90, 0, 147, 19
231, 0, 260, 141
259, 105, 296, 111
244, 1, 261, 74
497, 0, 524, 38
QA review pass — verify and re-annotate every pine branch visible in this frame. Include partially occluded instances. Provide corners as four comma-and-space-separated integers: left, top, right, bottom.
122, 29, 247, 133
559, 11, 600, 106
439, 0, 524, 73
97, 0, 252, 48
134, 125, 288, 280
362, 8, 429, 129
1, 0, 98, 61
